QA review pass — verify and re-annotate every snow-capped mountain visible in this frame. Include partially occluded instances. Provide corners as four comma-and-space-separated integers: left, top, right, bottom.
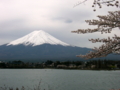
0, 30, 119, 62
7, 30, 70, 46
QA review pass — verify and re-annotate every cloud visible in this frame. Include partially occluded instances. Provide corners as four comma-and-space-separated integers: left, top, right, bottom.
0, 19, 27, 31
52, 17, 73, 23
65, 19, 73, 23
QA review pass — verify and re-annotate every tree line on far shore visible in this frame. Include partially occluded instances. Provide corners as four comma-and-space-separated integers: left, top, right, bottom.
0, 59, 120, 70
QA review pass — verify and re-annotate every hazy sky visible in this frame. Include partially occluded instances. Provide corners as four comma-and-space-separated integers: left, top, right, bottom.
0, 0, 119, 48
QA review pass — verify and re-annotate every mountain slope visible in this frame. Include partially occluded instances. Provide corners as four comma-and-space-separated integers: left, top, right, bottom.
0, 44, 91, 61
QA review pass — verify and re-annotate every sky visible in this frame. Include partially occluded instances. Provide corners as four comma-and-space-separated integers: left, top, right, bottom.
0, 0, 120, 48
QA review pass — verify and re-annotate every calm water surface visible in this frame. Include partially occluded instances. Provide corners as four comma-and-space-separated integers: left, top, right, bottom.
0, 69, 120, 90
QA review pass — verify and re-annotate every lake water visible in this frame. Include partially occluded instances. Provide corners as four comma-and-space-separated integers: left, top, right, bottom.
0, 69, 120, 90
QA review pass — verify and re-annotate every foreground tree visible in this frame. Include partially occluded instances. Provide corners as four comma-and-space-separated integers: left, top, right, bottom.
72, 0, 120, 59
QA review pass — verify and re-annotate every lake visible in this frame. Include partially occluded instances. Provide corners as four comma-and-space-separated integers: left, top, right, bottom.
0, 69, 120, 90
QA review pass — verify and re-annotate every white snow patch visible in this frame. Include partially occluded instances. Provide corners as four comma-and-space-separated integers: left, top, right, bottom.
7, 30, 70, 46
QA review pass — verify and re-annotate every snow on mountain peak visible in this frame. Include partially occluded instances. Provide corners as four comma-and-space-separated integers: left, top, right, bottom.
7, 30, 70, 46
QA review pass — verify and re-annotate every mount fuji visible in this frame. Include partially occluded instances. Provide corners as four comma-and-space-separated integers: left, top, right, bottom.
0, 30, 119, 62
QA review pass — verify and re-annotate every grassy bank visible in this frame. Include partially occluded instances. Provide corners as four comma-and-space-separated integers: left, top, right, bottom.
0, 81, 52, 90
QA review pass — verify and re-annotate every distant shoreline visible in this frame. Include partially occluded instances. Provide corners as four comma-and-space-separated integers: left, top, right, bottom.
0, 68, 120, 71
1, 60, 120, 70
